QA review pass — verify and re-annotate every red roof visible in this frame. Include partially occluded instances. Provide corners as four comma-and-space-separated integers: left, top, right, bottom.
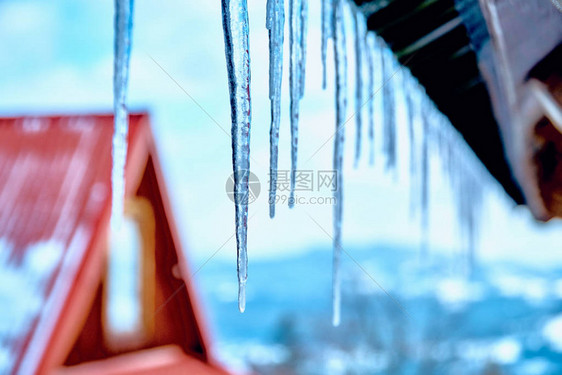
0, 114, 226, 375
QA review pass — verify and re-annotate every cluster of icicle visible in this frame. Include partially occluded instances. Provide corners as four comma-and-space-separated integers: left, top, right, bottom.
215, 0, 486, 321
403, 69, 486, 267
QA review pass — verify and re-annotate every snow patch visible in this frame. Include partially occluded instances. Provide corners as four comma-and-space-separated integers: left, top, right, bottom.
491, 273, 548, 303
490, 337, 521, 365
543, 314, 562, 352
0, 237, 64, 373
435, 278, 484, 308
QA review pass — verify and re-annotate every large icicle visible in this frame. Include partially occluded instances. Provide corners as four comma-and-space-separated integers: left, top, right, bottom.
381, 42, 397, 170
332, 0, 347, 327
366, 33, 375, 166
288, 0, 302, 208
221, 0, 252, 313
352, 7, 365, 167
111, 0, 134, 232
267, 0, 285, 218
321, 0, 333, 89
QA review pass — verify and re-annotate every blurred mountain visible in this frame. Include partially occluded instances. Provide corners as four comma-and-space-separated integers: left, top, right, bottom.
196, 245, 562, 375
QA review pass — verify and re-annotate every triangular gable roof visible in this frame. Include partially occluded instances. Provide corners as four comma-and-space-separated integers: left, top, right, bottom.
0, 114, 221, 374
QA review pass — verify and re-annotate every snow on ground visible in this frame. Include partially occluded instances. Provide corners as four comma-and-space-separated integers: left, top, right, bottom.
435, 277, 486, 309
542, 314, 562, 352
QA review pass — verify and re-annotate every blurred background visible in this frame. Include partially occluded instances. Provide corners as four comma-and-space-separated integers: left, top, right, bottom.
2, 1, 562, 374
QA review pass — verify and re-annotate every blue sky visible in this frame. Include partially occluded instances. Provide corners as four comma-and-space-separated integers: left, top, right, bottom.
1, 0, 562, 270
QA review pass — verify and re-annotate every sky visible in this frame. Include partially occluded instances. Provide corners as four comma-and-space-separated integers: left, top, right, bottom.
1, 0, 562, 271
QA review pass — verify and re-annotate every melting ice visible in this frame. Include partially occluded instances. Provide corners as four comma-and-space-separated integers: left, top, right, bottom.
221, 0, 252, 312
216, 0, 487, 319
331, 0, 347, 327
267, 0, 285, 218
111, 0, 134, 232
288, 0, 309, 208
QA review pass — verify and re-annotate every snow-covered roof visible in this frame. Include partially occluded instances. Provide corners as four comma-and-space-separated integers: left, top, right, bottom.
0, 113, 148, 374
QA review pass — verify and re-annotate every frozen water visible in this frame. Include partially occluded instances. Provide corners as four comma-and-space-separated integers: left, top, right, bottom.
111, 0, 134, 232
221, 0, 252, 312
331, 0, 347, 327
267, 0, 285, 218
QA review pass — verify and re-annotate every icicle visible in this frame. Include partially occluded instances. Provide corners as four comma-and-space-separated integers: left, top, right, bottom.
404, 72, 418, 216
266, 0, 273, 28
465, 178, 476, 273
420, 103, 430, 255
471, 180, 483, 271
321, 0, 333, 89
111, 0, 134, 232
221, 0, 252, 313
430, 105, 485, 271
404, 70, 416, 176
299, 0, 309, 98
332, 0, 347, 327
352, 7, 365, 167
366, 33, 375, 166
458, 169, 471, 272
287, 0, 308, 208
267, 0, 285, 218
381, 42, 397, 170
289, 0, 302, 208
456, 160, 482, 274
